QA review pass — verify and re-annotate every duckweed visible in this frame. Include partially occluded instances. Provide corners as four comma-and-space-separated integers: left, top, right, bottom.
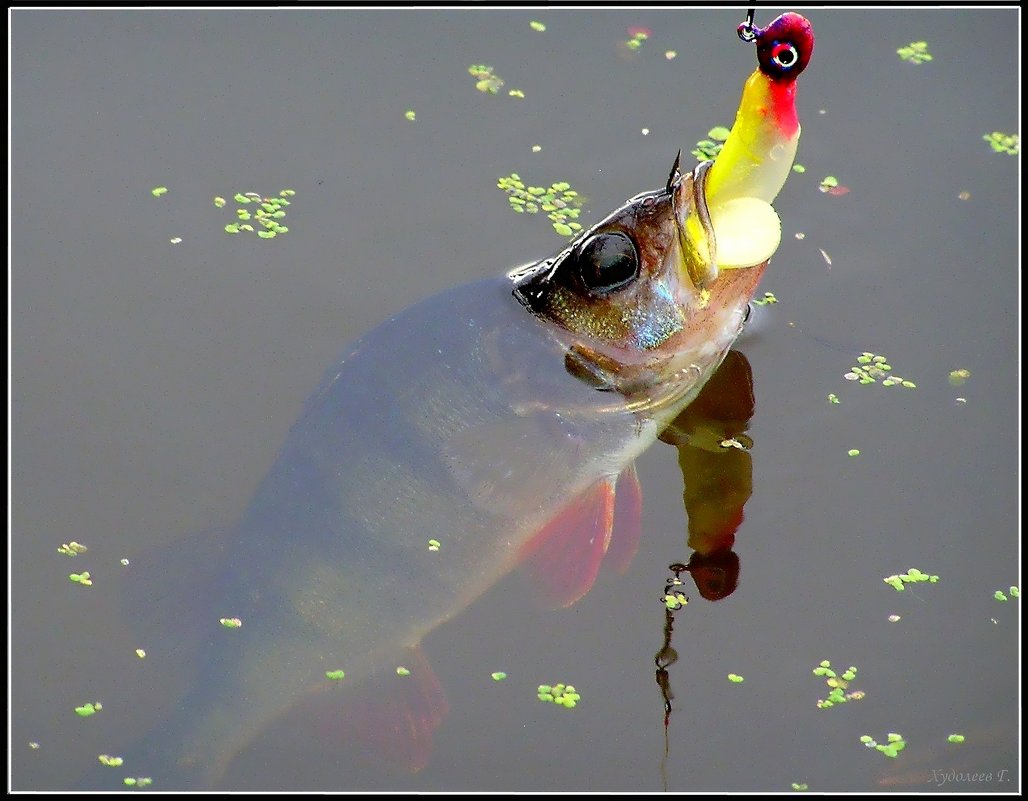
663, 591, 688, 610
150, 186, 168, 198
982, 132, 1018, 155
404, 109, 416, 121
948, 368, 971, 386
325, 670, 346, 680
897, 41, 932, 64
396, 666, 411, 676
847, 449, 860, 457
537, 682, 581, 708
691, 125, 730, 161
751, 291, 777, 306
813, 661, 863, 708
219, 190, 295, 239
491, 671, 508, 681
843, 352, 915, 388
948, 734, 965, 744
220, 617, 242, 628
530, 20, 546, 32
469, 65, 504, 95
862, 731, 907, 758
69, 572, 92, 586
135, 649, 146, 659
57, 541, 88, 556
791, 783, 808, 791
497, 174, 584, 237
827, 394, 840, 404
727, 674, 745, 683
427, 539, 441, 552
884, 568, 939, 591
75, 702, 101, 717
624, 27, 650, 52
98, 754, 124, 767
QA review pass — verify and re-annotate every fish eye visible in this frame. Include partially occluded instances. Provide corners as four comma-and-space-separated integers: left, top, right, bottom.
573, 232, 639, 293
771, 41, 798, 69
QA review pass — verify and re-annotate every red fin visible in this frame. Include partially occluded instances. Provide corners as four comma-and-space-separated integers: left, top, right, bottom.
604, 464, 643, 575
312, 646, 449, 773
519, 476, 616, 608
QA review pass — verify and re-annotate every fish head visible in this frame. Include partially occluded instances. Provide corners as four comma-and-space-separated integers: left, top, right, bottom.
509, 157, 770, 408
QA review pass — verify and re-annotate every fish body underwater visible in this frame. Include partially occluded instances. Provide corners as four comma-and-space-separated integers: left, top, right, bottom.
82, 12, 813, 789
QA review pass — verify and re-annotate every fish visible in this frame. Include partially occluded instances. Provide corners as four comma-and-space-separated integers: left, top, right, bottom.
82, 12, 814, 789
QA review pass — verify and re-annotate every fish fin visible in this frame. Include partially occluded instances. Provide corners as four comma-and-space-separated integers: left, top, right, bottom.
518, 475, 616, 608
603, 464, 643, 575
313, 645, 449, 774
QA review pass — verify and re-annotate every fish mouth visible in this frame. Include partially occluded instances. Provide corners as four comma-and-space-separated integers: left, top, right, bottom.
672, 159, 720, 291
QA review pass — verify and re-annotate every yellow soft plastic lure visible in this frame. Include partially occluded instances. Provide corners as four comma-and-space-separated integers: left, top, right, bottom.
685, 12, 814, 280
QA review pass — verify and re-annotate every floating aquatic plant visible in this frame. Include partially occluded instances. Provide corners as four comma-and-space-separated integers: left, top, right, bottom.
469, 64, 504, 94
844, 352, 916, 388
948, 368, 971, 386
827, 393, 840, 404
663, 591, 688, 610
220, 617, 242, 628
530, 20, 546, 32
220, 190, 294, 239
819, 175, 850, 195
325, 670, 346, 680
537, 682, 580, 708
404, 109, 416, 121
727, 673, 745, 683
69, 572, 92, 586
75, 702, 102, 717
624, 26, 650, 52
427, 539, 441, 552
396, 666, 411, 676
491, 672, 508, 681
496, 174, 584, 237
691, 126, 730, 161
982, 132, 1018, 155
123, 777, 153, 787
791, 783, 808, 791
897, 41, 932, 64
98, 754, 124, 767
883, 568, 939, 591
751, 291, 777, 306
812, 660, 863, 708
57, 541, 88, 557
150, 186, 168, 198
861, 731, 906, 758
947, 734, 965, 744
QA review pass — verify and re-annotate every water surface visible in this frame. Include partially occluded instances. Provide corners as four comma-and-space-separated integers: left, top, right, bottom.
11, 8, 1019, 792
